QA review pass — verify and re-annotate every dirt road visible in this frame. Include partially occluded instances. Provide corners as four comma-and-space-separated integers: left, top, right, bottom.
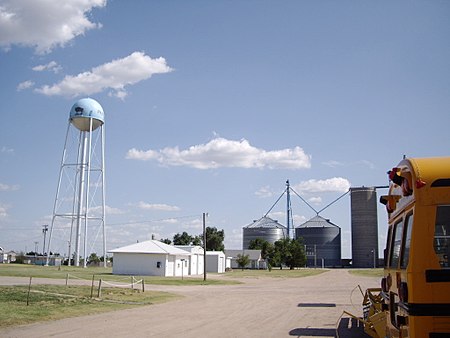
0, 269, 379, 338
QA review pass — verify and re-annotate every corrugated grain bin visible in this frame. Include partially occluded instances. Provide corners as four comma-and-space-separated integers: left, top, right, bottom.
242, 216, 287, 249
295, 215, 341, 267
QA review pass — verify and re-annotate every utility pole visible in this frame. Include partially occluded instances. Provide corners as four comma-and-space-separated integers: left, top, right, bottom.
286, 180, 291, 239
42, 225, 48, 255
203, 212, 207, 281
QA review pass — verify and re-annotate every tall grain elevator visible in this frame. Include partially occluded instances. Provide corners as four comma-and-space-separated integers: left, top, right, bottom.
350, 187, 378, 268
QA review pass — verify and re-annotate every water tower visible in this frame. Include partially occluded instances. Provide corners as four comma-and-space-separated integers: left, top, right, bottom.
46, 98, 106, 267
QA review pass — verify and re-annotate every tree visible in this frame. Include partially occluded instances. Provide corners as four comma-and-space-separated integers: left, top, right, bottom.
285, 238, 306, 269
173, 231, 193, 245
273, 238, 290, 269
160, 238, 172, 245
248, 238, 273, 260
191, 235, 202, 246
236, 254, 250, 270
270, 238, 306, 269
204, 227, 225, 251
88, 252, 101, 264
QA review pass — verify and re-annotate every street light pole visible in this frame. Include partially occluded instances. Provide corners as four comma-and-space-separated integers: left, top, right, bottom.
203, 212, 207, 282
42, 224, 48, 255
181, 258, 185, 280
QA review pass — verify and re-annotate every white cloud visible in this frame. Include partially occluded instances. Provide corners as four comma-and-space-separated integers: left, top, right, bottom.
255, 186, 273, 198
308, 196, 322, 205
293, 177, 351, 194
137, 201, 180, 212
0, 0, 106, 54
359, 160, 375, 169
17, 80, 34, 91
35, 52, 173, 98
1, 146, 13, 154
181, 219, 203, 230
32, 61, 62, 73
126, 137, 311, 170
0, 204, 10, 217
0, 183, 19, 191
322, 160, 344, 168
89, 205, 124, 215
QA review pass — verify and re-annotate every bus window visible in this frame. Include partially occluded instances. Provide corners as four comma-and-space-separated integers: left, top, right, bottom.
434, 205, 450, 268
400, 213, 413, 269
389, 220, 404, 268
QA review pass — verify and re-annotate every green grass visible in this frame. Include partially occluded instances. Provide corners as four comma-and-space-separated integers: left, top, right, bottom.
224, 268, 328, 278
0, 264, 112, 279
0, 284, 179, 328
348, 268, 384, 277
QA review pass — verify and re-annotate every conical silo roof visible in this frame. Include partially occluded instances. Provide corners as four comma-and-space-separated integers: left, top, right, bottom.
244, 216, 287, 229
296, 215, 340, 229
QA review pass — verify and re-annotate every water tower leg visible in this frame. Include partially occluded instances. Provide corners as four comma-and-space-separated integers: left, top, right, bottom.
75, 131, 88, 267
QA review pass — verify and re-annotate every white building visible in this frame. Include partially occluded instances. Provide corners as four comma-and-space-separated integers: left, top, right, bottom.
206, 251, 227, 273
225, 249, 265, 269
174, 245, 204, 275
109, 240, 190, 277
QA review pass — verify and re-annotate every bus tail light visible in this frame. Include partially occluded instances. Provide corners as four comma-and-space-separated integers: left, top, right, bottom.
398, 282, 408, 303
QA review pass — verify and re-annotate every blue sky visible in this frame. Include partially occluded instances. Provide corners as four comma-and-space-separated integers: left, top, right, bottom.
1, 0, 449, 258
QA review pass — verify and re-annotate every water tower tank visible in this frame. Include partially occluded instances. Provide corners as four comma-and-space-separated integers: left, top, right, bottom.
242, 216, 287, 249
69, 98, 105, 131
295, 215, 341, 267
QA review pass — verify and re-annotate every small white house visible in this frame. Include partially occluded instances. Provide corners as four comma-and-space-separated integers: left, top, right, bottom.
225, 249, 265, 269
174, 245, 204, 276
206, 251, 226, 273
0, 250, 16, 264
109, 240, 191, 277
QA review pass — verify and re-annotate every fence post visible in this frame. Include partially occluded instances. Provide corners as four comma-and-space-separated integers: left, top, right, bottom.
97, 279, 102, 298
26, 276, 32, 306
65, 273, 69, 286
90, 275, 95, 298
141, 278, 145, 292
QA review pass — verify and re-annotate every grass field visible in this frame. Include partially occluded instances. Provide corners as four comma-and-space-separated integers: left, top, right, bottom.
0, 284, 178, 328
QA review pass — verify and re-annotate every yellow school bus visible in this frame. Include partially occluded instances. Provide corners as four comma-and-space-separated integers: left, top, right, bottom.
379, 156, 450, 337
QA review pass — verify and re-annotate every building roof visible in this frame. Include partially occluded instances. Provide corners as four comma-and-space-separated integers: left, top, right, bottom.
109, 240, 190, 255
174, 245, 204, 255
296, 215, 340, 229
244, 216, 287, 229
206, 251, 225, 257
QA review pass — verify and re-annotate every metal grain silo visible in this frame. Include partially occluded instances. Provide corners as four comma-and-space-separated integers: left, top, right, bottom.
295, 215, 341, 267
242, 216, 287, 249
350, 187, 378, 268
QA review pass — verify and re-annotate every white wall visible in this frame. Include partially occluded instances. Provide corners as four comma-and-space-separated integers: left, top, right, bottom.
112, 253, 167, 276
